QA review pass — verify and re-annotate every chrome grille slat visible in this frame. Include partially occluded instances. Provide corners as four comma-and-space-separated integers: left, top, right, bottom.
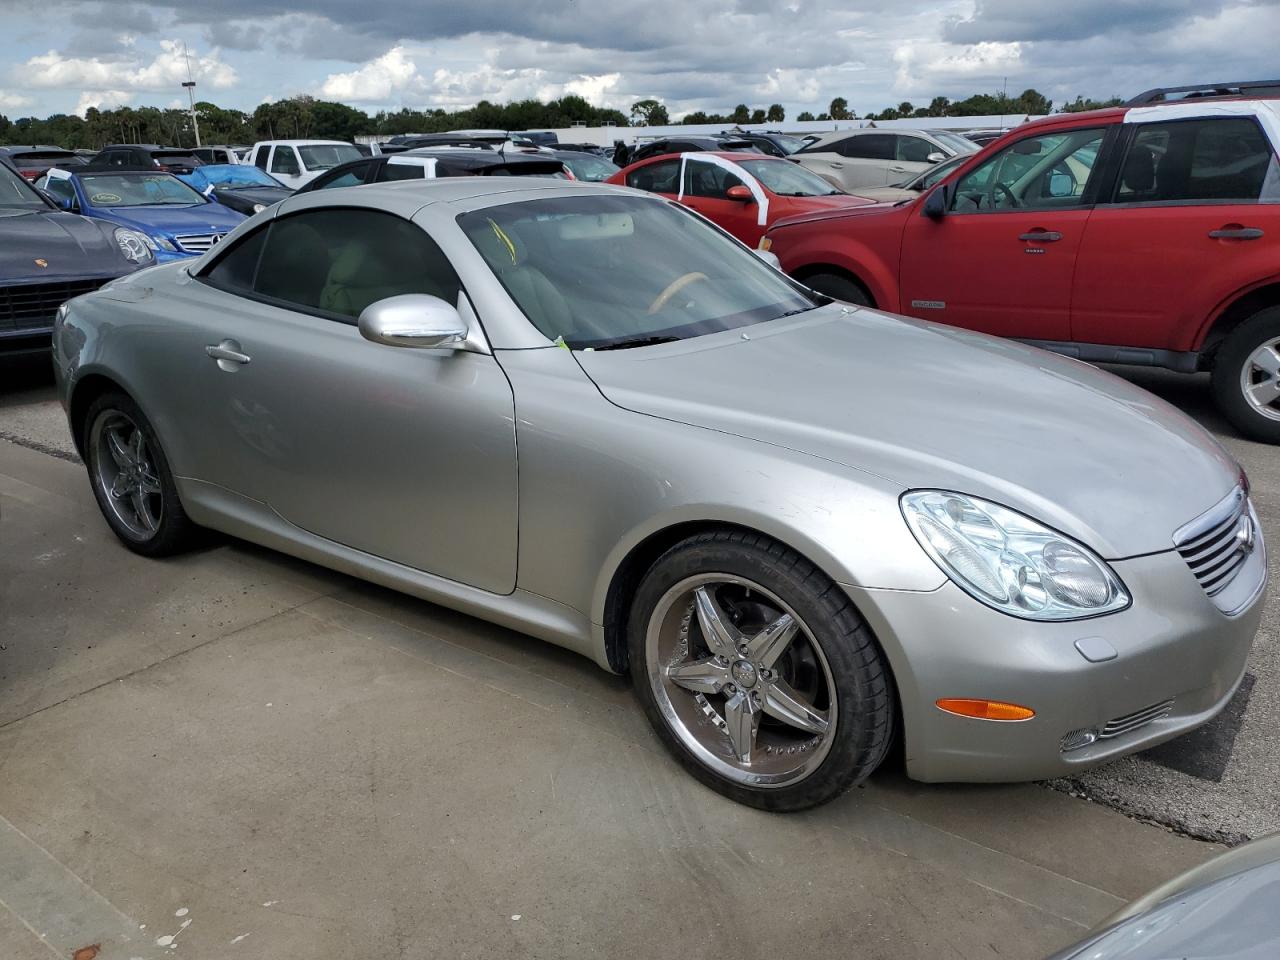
1174, 486, 1255, 602
174, 234, 224, 255
1099, 700, 1174, 739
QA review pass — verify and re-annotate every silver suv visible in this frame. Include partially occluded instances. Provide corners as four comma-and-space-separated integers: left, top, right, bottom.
793, 127, 978, 191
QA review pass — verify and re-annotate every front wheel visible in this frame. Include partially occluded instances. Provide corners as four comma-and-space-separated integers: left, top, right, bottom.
628, 531, 895, 811
1211, 306, 1280, 444
84, 392, 199, 556
802, 272, 871, 306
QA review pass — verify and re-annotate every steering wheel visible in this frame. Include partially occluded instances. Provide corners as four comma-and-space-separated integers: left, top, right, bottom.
993, 182, 1020, 209
648, 272, 709, 315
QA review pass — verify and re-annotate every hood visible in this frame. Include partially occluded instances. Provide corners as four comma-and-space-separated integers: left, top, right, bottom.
213, 186, 291, 211
769, 198, 904, 233
849, 186, 918, 203
781, 193, 877, 211
574, 306, 1239, 558
0, 208, 129, 282
96, 202, 246, 235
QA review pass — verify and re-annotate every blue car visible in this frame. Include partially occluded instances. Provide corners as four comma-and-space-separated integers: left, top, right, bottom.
38, 169, 245, 261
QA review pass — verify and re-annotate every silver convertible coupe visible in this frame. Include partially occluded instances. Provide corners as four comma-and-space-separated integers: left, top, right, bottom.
52, 178, 1266, 811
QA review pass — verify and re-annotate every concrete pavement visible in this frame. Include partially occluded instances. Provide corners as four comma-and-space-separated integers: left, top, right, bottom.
0, 433, 1220, 960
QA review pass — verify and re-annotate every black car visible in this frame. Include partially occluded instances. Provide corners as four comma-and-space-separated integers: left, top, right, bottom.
538, 149, 620, 182
627, 136, 761, 164
86, 145, 205, 174
295, 150, 569, 193
0, 146, 88, 182
722, 131, 806, 158
0, 161, 141, 354
182, 164, 294, 216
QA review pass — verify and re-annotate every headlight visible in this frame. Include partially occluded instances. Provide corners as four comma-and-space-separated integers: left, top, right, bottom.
113, 227, 155, 265
901, 491, 1130, 620
251, 202, 267, 214
153, 236, 178, 252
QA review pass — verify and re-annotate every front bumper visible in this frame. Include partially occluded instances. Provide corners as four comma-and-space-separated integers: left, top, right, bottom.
845, 546, 1265, 782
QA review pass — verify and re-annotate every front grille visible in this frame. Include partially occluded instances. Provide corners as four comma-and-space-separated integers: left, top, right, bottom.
1174, 487, 1254, 598
1099, 699, 1174, 740
0, 278, 108, 336
174, 233, 225, 255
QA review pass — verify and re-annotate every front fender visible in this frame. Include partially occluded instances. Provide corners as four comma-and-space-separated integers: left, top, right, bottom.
771, 228, 902, 313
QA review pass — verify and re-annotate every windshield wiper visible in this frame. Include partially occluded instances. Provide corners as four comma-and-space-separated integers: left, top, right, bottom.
589, 334, 683, 351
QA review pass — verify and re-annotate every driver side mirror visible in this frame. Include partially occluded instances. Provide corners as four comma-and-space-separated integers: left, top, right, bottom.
926, 152, 946, 164
921, 184, 949, 219
358, 294, 468, 350
725, 184, 754, 203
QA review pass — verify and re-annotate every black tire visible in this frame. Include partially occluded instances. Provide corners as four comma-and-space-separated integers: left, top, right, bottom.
803, 272, 871, 306
628, 530, 895, 811
83, 391, 199, 556
1211, 306, 1280, 444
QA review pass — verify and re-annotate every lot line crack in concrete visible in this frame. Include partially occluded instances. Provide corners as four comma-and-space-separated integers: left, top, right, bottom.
0, 431, 80, 464
0, 606, 306, 733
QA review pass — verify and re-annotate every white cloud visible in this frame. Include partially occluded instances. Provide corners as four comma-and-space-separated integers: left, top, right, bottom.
893, 39, 1023, 95
320, 46, 422, 101
74, 89, 132, 116
22, 39, 237, 93
0, 90, 35, 111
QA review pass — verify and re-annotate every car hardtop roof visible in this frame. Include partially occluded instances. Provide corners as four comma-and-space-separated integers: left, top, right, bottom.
101, 143, 170, 150
1, 144, 75, 153
251, 139, 355, 146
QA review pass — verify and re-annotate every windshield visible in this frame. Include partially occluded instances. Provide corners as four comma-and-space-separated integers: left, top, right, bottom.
934, 132, 980, 155
80, 173, 207, 207
297, 144, 363, 170
0, 162, 49, 210
559, 154, 620, 182
186, 164, 285, 190
903, 153, 967, 189
768, 135, 805, 155
460, 194, 817, 349
736, 158, 840, 196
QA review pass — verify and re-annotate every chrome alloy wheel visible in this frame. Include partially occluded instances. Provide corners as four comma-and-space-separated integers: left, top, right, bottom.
646, 574, 838, 788
1240, 336, 1280, 422
91, 410, 163, 540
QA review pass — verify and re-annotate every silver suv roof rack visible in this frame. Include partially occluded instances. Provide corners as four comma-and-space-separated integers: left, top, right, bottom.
1127, 79, 1280, 106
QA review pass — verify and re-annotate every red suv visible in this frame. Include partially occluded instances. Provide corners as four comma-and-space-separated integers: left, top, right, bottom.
766, 85, 1280, 442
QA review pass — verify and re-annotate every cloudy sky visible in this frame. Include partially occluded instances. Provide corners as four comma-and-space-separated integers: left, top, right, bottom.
0, 0, 1276, 119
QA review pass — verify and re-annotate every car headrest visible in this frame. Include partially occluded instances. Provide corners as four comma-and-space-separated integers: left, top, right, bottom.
1122, 145, 1157, 193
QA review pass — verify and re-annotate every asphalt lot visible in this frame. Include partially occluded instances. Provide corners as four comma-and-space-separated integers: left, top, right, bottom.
0, 350, 1273, 957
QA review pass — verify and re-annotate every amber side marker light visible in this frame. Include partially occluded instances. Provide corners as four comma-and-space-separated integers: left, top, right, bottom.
936, 698, 1035, 721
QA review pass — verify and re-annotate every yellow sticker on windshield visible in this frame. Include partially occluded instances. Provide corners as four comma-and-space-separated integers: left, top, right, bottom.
487, 218, 517, 265
90, 193, 122, 204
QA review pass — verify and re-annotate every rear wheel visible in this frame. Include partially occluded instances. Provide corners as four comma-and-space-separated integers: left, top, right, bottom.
1211, 306, 1280, 444
84, 392, 198, 556
803, 272, 871, 306
628, 530, 894, 811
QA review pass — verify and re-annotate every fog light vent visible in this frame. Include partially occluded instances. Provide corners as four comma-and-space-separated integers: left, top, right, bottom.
1060, 728, 1099, 753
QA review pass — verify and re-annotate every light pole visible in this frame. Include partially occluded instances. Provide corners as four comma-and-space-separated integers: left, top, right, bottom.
182, 44, 201, 147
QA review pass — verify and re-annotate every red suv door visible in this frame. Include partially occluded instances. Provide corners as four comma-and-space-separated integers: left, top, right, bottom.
897, 124, 1109, 340
1071, 115, 1280, 352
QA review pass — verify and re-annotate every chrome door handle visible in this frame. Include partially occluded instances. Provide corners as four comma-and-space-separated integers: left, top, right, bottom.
1019, 230, 1063, 242
1208, 227, 1264, 240
206, 342, 251, 365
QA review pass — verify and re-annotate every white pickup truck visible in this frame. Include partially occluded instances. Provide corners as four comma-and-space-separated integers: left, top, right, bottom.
247, 140, 364, 189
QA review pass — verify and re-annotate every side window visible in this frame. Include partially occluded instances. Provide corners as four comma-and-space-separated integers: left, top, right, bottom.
1114, 118, 1280, 205
253, 146, 269, 170
314, 161, 370, 190
839, 134, 894, 160
626, 159, 680, 194
203, 225, 269, 293
381, 161, 428, 182
250, 209, 463, 320
44, 177, 77, 207
951, 127, 1106, 212
682, 160, 745, 199
896, 136, 936, 163
270, 147, 301, 176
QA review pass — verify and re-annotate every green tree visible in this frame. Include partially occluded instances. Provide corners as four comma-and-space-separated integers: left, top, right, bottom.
765, 103, 785, 123
1061, 95, 1123, 113
630, 99, 670, 126
730, 103, 751, 123
828, 97, 850, 120
796, 110, 815, 122
749, 108, 766, 124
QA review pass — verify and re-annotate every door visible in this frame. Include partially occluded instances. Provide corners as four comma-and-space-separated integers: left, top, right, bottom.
186, 207, 520, 593
678, 157, 764, 246
887, 134, 941, 185
624, 157, 681, 198
898, 125, 1108, 340
268, 146, 304, 188
1071, 116, 1280, 350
